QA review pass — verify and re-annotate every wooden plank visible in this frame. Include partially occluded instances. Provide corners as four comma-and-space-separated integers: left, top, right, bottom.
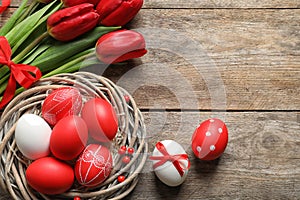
1, 9, 299, 110
0, 111, 298, 199
0, 1, 298, 200
122, 111, 300, 199
6, 0, 300, 8
0, 8, 14, 27
144, 0, 300, 9
103, 9, 300, 111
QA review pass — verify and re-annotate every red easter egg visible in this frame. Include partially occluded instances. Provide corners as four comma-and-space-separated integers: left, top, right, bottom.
50, 115, 88, 160
26, 157, 74, 194
191, 118, 228, 160
75, 144, 113, 187
81, 98, 118, 142
42, 87, 82, 126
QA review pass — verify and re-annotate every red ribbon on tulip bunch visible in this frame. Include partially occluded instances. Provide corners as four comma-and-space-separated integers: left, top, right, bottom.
149, 142, 190, 177
0, 0, 10, 14
0, 36, 42, 109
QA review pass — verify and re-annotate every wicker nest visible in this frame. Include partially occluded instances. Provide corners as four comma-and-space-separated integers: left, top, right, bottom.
0, 72, 148, 200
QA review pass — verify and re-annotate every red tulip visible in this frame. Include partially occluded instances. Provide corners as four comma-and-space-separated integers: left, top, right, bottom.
47, 3, 100, 41
95, 29, 147, 64
62, 0, 100, 7
96, 0, 143, 26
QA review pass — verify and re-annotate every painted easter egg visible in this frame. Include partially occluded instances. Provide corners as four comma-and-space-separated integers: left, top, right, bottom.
191, 118, 228, 160
75, 144, 113, 187
150, 140, 190, 187
42, 87, 82, 126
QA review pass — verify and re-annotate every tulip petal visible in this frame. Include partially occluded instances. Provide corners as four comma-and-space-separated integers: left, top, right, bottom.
48, 3, 95, 27
96, 0, 123, 20
47, 3, 99, 41
95, 29, 147, 64
49, 12, 99, 41
63, 0, 100, 7
112, 49, 147, 63
97, 0, 143, 26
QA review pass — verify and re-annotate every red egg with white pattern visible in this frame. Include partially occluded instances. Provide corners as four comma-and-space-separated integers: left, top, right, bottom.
42, 87, 82, 126
75, 144, 113, 187
191, 118, 228, 160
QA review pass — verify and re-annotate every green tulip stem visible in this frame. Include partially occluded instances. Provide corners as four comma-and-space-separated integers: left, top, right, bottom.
0, 66, 9, 81
43, 50, 96, 78
0, 0, 30, 36
15, 1, 40, 25
0, 74, 9, 95
0, 67, 9, 83
12, 31, 49, 63
0, 72, 9, 85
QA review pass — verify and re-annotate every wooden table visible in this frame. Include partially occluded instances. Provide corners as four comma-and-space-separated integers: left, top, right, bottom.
1, 0, 299, 199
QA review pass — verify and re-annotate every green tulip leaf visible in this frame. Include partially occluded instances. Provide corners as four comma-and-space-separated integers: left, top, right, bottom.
31, 26, 120, 73
0, 0, 30, 36
5, 1, 60, 50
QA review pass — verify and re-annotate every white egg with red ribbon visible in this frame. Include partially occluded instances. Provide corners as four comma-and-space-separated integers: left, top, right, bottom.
150, 140, 190, 187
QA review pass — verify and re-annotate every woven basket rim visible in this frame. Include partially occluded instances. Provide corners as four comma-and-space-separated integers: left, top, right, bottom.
0, 72, 148, 200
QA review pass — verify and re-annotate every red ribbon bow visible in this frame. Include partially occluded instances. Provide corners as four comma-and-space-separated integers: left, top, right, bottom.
0, 36, 42, 109
149, 141, 190, 177
0, 0, 10, 14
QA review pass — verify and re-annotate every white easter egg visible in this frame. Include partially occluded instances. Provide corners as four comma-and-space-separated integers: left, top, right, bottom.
15, 114, 52, 160
151, 140, 190, 187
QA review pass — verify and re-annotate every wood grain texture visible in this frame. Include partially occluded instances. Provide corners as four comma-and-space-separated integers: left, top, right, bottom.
0, 1, 299, 200
0, 8, 15, 27
102, 9, 300, 111
123, 111, 300, 200
0, 112, 298, 199
1, 9, 299, 110
6, 0, 300, 8
144, 0, 300, 9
